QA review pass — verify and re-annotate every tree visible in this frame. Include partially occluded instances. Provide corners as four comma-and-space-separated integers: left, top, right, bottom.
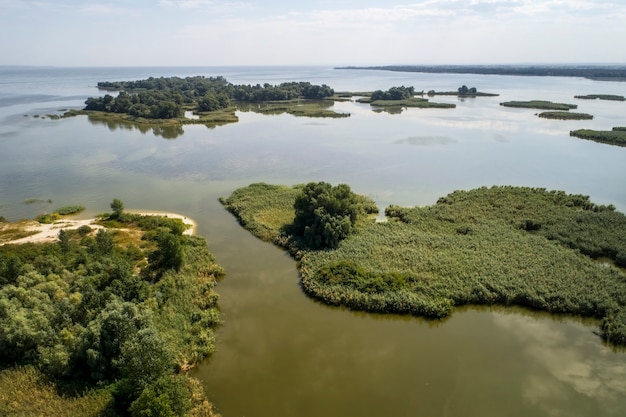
149, 231, 183, 272
293, 182, 375, 249
111, 199, 124, 219
95, 229, 114, 255
58, 229, 71, 253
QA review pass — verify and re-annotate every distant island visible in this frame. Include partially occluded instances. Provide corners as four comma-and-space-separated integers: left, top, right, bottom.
336, 65, 626, 81
63, 76, 348, 129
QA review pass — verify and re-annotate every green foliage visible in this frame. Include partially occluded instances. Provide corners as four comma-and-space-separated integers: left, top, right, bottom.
369, 98, 455, 109
109, 199, 124, 219
574, 94, 625, 101
54, 205, 85, 215
147, 230, 184, 273
570, 127, 626, 147
36, 213, 61, 223
85, 76, 334, 121
293, 182, 378, 249
0, 212, 223, 415
457, 85, 477, 95
500, 100, 578, 110
371, 86, 416, 101
220, 182, 300, 243
538, 111, 593, 120
224, 183, 626, 346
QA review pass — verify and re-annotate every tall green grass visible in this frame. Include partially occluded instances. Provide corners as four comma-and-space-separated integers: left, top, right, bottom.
223, 184, 626, 345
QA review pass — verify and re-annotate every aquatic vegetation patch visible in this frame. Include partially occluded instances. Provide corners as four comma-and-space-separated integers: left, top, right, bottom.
500, 100, 577, 110
538, 111, 593, 120
570, 127, 626, 147
574, 94, 625, 101
223, 184, 626, 346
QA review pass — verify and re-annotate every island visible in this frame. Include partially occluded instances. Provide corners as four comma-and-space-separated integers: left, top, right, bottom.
221, 182, 626, 346
0, 200, 223, 417
62, 76, 348, 131
570, 127, 626, 147
574, 94, 625, 101
538, 111, 593, 120
500, 100, 578, 110
354, 86, 456, 109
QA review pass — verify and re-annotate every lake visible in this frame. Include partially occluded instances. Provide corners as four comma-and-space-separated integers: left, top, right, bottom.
1, 66, 625, 416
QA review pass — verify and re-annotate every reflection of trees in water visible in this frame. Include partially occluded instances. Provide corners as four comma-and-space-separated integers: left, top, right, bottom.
372, 106, 404, 115
87, 116, 184, 139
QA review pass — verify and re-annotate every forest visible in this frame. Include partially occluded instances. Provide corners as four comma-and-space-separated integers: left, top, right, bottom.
222, 183, 626, 346
84, 76, 335, 120
0, 202, 223, 417
337, 65, 626, 81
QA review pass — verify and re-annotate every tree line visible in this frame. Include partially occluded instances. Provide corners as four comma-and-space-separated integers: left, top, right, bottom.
85, 76, 335, 120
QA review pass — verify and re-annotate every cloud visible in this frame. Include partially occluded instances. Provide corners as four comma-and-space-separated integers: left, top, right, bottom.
492, 312, 626, 414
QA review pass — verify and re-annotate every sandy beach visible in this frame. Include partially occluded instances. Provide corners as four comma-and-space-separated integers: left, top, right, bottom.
0, 211, 196, 246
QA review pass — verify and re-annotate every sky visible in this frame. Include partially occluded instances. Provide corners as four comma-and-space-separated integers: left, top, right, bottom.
1, 0, 625, 67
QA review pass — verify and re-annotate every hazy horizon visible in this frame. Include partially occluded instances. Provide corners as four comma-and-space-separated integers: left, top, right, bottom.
1, 1, 625, 67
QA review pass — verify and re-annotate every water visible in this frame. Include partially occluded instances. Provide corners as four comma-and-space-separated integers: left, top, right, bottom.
1, 66, 625, 416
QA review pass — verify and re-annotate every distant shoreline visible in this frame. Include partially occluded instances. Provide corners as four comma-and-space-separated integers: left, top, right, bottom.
336, 65, 626, 81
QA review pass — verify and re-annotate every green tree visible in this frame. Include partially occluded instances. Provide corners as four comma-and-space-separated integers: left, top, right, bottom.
95, 229, 114, 255
293, 182, 374, 249
149, 231, 183, 272
58, 229, 71, 253
110, 199, 124, 219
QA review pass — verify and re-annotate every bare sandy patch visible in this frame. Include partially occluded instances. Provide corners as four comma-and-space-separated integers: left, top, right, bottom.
0, 212, 196, 246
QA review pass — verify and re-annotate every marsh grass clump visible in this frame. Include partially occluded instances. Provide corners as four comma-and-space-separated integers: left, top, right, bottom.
570, 127, 626, 147
538, 111, 593, 120
500, 100, 578, 110
223, 183, 626, 346
574, 94, 625, 101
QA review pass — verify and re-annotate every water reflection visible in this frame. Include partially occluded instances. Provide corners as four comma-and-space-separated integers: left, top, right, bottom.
86, 115, 185, 139
492, 310, 626, 415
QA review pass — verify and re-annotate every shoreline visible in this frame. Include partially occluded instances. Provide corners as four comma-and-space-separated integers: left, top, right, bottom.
0, 211, 196, 246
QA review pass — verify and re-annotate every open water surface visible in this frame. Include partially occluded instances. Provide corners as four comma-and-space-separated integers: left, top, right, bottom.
1, 66, 626, 416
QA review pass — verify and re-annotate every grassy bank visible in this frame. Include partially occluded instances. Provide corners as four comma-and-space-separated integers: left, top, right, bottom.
222, 183, 626, 346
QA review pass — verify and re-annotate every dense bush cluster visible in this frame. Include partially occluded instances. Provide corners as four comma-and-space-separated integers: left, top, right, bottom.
370, 86, 416, 101
86, 76, 335, 120
292, 182, 378, 249
0, 204, 223, 416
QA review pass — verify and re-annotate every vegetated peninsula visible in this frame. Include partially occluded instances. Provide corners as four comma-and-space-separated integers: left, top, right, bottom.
336, 65, 626, 81
64, 76, 347, 128
570, 127, 626, 147
222, 183, 626, 346
0, 201, 223, 417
